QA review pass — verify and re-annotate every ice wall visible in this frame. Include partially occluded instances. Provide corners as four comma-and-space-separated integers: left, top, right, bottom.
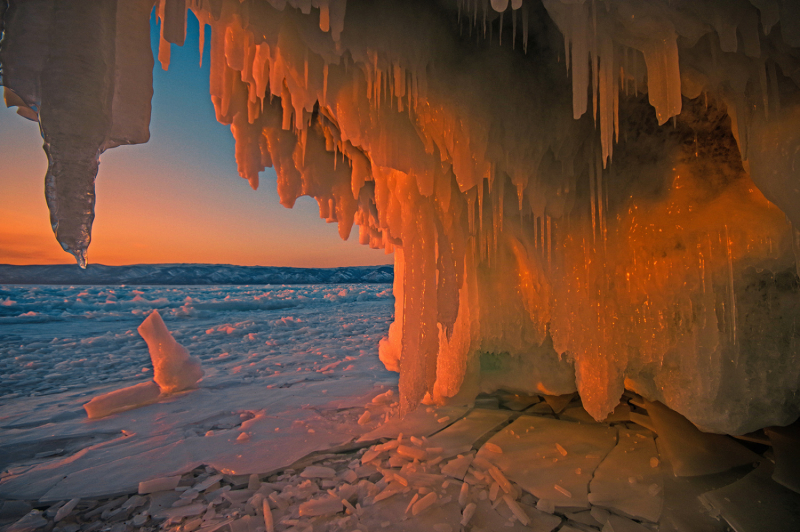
3, 0, 800, 434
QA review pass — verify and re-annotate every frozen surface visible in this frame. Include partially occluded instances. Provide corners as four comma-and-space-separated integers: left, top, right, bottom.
476, 416, 617, 509
588, 428, 663, 523
699, 462, 800, 532
644, 400, 759, 477
0, 283, 395, 500
424, 408, 512, 460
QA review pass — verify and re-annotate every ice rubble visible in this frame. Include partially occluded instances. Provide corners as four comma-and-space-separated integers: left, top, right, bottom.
3, 0, 800, 433
4, 387, 798, 532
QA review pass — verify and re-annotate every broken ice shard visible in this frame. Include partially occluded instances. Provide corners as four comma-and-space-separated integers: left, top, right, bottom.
138, 309, 204, 394
84, 380, 161, 419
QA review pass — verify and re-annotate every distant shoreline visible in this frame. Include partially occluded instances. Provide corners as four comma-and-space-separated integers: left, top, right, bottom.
0, 263, 394, 285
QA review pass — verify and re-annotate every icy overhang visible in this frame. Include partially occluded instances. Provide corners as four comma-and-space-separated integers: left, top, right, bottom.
2, 0, 800, 434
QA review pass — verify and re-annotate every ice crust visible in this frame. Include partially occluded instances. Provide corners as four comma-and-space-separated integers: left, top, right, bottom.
3, 0, 800, 433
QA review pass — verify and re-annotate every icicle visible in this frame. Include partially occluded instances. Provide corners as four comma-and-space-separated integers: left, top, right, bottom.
546, 215, 552, 270
499, 11, 504, 46
793, 225, 800, 278
157, 1, 171, 71
768, 60, 781, 114
642, 33, 682, 125
319, 0, 330, 32
589, 154, 597, 246
595, 147, 605, 251
759, 60, 769, 120
198, 18, 205, 67
304, 49, 309, 89
511, 7, 516, 49
323, 63, 328, 105
522, 2, 528, 53
725, 225, 736, 346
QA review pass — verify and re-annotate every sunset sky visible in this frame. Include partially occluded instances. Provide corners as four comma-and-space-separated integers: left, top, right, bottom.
0, 12, 391, 268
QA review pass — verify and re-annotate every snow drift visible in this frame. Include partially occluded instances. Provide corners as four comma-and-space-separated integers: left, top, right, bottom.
3, 0, 800, 433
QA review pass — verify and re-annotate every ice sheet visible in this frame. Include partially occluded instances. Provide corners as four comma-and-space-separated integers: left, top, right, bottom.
588, 428, 663, 522
475, 416, 617, 508
699, 462, 800, 532
424, 408, 512, 459
644, 400, 759, 477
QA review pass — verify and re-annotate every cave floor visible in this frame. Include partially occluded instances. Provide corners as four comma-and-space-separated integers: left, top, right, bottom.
2, 389, 798, 532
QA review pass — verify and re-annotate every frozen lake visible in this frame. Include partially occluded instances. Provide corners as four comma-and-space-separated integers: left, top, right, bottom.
0, 284, 395, 400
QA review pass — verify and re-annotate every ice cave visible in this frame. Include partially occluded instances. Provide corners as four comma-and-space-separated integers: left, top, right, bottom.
2, 0, 800, 530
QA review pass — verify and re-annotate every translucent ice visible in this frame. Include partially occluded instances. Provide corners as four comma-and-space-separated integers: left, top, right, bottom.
138, 310, 204, 394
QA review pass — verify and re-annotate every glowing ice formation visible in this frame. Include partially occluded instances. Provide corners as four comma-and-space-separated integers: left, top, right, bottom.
138, 309, 204, 394
3, 0, 800, 433
83, 309, 203, 418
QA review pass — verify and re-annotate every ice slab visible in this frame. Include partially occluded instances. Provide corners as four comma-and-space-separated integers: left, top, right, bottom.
440, 453, 474, 480
526, 402, 555, 415
357, 405, 469, 442
476, 416, 617, 508
560, 406, 597, 424
357, 482, 462, 532
645, 400, 759, 477
83, 381, 161, 419
424, 409, 512, 459
699, 462, 800, 532
603, 403, 632, 423
468, 497, 562, 532
0, 382, 368, 502
765, 424, 800, 494
500, 394, 542, 411
588, 428, 663, 522
543, 393, 575, 414
601, 514, 653, 532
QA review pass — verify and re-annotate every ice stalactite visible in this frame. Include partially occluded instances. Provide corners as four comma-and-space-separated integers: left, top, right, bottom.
3, 0, 800, 434
1, 0, 154, 267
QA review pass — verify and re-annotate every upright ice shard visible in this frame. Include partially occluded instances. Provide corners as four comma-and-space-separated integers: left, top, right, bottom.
2, 0, 800, 434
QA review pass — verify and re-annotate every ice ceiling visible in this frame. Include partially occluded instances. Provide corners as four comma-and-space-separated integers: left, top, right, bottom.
2, 0, 800, 434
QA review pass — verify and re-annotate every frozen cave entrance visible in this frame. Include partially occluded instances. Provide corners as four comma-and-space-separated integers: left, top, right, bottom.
2, 0, 800, 435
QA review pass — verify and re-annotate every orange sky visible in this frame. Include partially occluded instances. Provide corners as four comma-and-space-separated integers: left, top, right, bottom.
0, 15, 392, 269
0, 106, 392, 267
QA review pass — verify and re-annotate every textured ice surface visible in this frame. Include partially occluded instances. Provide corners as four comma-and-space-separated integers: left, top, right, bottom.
588, 429, 663, 522
644, 400, 759, 477
765, 424, 800, 494
424, 409, 512, 459
476, 416, 617, 508
3, 0, 800, 434
699, 462, 800, 532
